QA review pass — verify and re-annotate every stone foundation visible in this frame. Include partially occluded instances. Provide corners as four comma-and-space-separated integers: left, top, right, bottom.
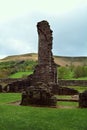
29, 20, 57, 85
51, 84, 78, 95
20, 20, 58, 106
79, 90, 87, 108
59, 80, 87, 87
0, 85, 2, 92
20, 82, 57, 106
4, 78, 30, 92
1, 78, 87, 93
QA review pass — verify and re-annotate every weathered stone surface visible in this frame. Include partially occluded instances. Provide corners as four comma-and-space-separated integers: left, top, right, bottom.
51, 84, 78, 95
79, 90, 87, 108
20, 82, 57, 106
59, 80, 87, 87
1, 78, 87, 87
58, 87, 78, 95
4, 79, 30, 92
0, 85, 2, 92
20, 20, 80, 107
21, 20, 57, 106
29, 20, 57, 85
1, 78, 87, 93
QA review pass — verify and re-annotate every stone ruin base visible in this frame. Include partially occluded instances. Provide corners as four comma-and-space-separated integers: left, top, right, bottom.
0, 85, 2, 92
79, 90, 87, 108
20, 82, 57, 107
51, 84, 79, 95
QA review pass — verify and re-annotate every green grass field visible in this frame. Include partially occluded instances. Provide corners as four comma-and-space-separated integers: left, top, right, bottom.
71, 77, 87, 80
9, 70, 87, 80
0, 93, 87, 130
0, 93, 21, 104
58, 101, 78, 107
9, 71, 33, 78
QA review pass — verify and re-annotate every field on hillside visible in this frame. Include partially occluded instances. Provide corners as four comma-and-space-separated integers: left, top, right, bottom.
0, 53, 87, 129
1, 53, 87, 67
0, 53, 87, 79
0, 93, 87, 130
9, 71, 33, 78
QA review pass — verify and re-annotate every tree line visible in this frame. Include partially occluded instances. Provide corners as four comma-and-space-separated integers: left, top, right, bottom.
0, 60, 87, 79
58, 65, 87, 79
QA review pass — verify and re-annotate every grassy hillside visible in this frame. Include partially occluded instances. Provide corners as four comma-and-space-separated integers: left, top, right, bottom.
54, 56, 87, 66
0, 53, 87, 79
9, 71, 33, 78
1, 53, 38, 62
1, 53, 87, 67
0, 60, 37, 78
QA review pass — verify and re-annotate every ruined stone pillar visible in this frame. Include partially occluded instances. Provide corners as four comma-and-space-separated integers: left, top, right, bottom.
32, 20, 57, 84
20, 20, 58, 106
37, 20, 53, 65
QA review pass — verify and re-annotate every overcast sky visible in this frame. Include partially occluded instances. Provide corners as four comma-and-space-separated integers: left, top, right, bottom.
0, 0, 87, 59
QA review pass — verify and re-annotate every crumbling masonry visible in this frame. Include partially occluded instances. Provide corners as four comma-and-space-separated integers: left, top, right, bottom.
20, 20, 58, 106
29, 20, 57, 85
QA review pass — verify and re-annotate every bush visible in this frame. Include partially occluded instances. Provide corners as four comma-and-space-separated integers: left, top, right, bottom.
58, 66, 74, 79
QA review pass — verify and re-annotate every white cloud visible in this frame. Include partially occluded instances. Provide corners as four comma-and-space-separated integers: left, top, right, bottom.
0, 38, 36, 57
0, 0, 87, 22
6, 39, 31, 53
35, 0, 87, 15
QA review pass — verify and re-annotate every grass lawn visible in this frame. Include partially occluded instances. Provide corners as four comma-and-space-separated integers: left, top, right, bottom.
0, 93, 87, 130
58, 101, 78, 107
0, 93, 21, 104
56, 95, 72, 99
56, 95, 78, 107
75, 77, 87, 80
9, 71, 33, 78
69, 77, 87, 80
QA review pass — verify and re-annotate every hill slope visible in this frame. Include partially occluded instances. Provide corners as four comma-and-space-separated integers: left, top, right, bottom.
0, 53, 87, 67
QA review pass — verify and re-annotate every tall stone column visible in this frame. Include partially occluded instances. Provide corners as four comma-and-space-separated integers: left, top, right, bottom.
20, 20, 57, 106
32, 20, 57, 84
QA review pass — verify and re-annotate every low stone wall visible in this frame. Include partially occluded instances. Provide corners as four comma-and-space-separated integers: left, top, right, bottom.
58, 80, 87, 87
51, 84, 78, 95
1, 79, 87, 87
79, 90, 87, 108
4, 78, 30, 92
0, 85, 2, 92
0, 78, 18, 84
0, 78, 87, 93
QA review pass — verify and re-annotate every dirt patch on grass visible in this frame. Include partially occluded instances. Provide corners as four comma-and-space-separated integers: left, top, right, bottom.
58, 105, 77, 109
8, 100, 78, 109
8, 100, 21, 106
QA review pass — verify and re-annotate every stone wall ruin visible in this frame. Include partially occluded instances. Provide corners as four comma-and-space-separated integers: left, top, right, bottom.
29, 21, 57, 85
20, 20, 58, 106
79, 90, 87, 108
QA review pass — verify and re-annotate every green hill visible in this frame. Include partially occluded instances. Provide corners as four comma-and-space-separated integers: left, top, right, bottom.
0, 53, 87, 67
0, 53, 87, 79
